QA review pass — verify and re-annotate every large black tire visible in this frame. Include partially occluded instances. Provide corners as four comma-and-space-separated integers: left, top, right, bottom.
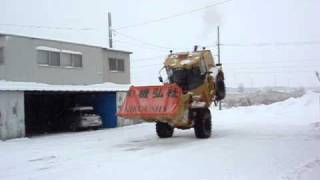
194, 108, 212, 139
156, 122, 174, 138
215, 73, 226, 101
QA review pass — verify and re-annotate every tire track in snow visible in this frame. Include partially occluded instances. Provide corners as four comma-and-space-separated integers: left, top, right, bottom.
282, 159, 320, 180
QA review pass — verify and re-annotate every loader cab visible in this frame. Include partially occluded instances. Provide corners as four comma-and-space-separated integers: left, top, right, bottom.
160, 49, 215, 92
166, 66, 205, 91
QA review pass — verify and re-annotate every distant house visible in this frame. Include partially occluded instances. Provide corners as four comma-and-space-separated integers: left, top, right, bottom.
0, 33, 137, 140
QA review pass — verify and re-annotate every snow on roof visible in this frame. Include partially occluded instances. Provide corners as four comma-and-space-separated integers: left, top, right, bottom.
0, 33, 132, 54
36, 46, 83, 55
36, 46, 60, 52
0, 80, 130, 92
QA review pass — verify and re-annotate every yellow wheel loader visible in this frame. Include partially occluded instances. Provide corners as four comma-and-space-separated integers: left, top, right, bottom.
118, 46, 225, 138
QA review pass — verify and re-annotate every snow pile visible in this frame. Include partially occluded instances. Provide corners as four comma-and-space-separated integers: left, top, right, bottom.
222, 88, 305, 108
0, 92, 319, 180
310, 121, 320, 131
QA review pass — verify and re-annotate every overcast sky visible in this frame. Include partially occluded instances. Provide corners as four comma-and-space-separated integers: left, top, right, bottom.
1, 0, 320, 88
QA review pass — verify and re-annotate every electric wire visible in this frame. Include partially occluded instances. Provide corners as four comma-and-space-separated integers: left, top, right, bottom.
0, 23, 95, 31
113, 0, 233, 30
113, 30, 173, 50
221, 41, 320, 47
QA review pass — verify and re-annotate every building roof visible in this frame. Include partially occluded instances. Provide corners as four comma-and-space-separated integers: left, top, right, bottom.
0, 80, 130, 92
0, 32, 132, 54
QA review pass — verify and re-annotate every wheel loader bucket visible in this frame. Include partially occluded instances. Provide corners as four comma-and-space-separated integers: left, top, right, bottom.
117, 84, 184, 121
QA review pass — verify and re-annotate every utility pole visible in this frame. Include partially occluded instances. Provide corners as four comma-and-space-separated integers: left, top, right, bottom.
108, 12, 113, 48
217, 26, 222, 110
315, 71, 320, 121
217, 26, 221, 64
316, 71, 320, 82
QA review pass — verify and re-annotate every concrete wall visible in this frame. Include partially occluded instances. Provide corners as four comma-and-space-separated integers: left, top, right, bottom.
103, 50, 131, 84
0, 35, 131, 85
0, 91, 25, 140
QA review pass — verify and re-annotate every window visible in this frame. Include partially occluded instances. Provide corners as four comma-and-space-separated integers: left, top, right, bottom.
117, 59, 124, 71
199, 58, 207, 75
37, 50, 49, 65
61, 53, 72, 66
37, 50, 82, 68
49, 51, 60, 66
61, 53, 82, 67
72, 54, 82, 67
109, 58, 117, 71
168, 67, 204, 91
0, 47, 4, 64
109, 58, 125, 72
37, 50, 60, 66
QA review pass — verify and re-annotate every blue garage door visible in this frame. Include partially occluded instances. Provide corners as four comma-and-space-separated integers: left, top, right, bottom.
93, 93, 117, 128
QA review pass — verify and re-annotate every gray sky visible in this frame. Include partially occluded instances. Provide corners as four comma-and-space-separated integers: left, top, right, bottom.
1, 0, 320, 87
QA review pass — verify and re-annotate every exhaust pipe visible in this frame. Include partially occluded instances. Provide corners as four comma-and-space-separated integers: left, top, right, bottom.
193, 45, 198, 52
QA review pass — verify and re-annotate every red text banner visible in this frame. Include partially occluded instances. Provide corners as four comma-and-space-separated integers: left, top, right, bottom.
118, 84, 182, 118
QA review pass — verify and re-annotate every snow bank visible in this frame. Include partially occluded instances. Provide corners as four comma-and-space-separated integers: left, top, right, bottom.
222, 88, 305, 108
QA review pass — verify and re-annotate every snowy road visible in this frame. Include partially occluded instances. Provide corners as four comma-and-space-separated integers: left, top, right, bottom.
1, 92, 320, 180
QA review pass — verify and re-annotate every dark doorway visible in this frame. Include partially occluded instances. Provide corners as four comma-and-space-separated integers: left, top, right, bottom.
24, 91, 117, 136
24, 92, 76, 136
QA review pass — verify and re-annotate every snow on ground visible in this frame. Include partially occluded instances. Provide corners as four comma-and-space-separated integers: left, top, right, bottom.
0, 92, 320, 180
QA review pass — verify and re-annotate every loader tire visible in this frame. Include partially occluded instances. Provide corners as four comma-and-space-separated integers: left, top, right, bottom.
215, 74, 225, 101
194, 108, 212, 139
156, 122, 174, 138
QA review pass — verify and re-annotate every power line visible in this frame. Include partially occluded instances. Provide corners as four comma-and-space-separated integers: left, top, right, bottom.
223, 59, 320, 65
132, 58, 320, 65
113, 0, 232, 30
135, 68, 317, 75
113, 30, 173, 50
115, 29, 320, 53
226, 70, 316, 74
133, 60, 320, 70
132, 57, 320, 66
224, 65, 320, 71
131, 55, 167, 62
0, 23, 95, 31
221, 41, 320, 47
134, 63, 320, 70
113, 39, 171, 52
132, 63, 163, 68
